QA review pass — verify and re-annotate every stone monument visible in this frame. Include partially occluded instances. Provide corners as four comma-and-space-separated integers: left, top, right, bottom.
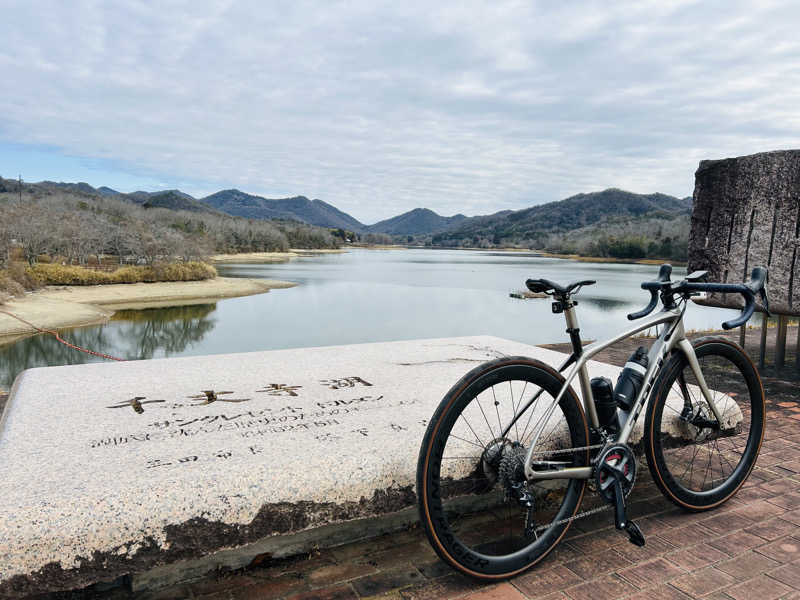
688, 149, 800, 369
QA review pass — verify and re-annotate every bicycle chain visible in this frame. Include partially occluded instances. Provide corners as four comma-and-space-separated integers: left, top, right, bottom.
528, 442, 607, 457
527, 442, 613, 533
534, 503, 611, 533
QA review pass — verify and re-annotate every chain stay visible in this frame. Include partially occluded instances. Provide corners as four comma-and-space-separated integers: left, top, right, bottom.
528, 442, 613, 533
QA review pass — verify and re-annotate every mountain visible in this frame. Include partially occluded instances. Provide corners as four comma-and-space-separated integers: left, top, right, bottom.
126, 189, 197, 204
140, 190, 220, 214
96, 186, 120, 196
367, 208, 467, 235
201, 189, 366, 231
435, 189, 692, 245
39, 181, 99, 195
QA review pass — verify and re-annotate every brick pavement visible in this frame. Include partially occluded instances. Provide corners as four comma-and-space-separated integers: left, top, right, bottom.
20, 328, 800, 599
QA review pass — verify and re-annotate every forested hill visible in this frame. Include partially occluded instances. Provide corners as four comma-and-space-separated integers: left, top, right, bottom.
367, 208, 467, 235
430, 189, 692, 261
0, 177, 342, 263
201, 189, 364, 231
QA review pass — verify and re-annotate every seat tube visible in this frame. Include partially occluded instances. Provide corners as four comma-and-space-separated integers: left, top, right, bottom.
564, 303, 599, 428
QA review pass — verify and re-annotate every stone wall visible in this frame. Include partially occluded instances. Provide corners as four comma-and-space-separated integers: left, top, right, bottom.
688, 150, 800, 316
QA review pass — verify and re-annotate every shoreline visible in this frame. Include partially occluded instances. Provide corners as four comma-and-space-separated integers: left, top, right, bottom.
406, 245, 685, 265
211, 248, 346, 263
0, 277, 296, 342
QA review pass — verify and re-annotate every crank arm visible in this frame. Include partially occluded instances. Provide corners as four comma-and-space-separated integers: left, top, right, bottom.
610, 472, 646, 547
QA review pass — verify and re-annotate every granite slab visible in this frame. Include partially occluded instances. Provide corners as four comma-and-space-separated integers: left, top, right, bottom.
0, 336, 739, 596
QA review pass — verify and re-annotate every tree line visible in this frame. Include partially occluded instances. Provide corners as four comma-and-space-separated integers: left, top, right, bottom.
0, 188, 339, 269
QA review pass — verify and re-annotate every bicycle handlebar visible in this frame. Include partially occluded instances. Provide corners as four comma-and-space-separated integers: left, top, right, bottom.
627, 264, 770, 330
682, 266, 770, 330
627, 264, 672, 320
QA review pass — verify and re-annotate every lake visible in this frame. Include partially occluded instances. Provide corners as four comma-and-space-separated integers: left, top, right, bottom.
0, 249, 740, 389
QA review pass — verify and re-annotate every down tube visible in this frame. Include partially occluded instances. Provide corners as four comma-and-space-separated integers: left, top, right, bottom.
523, 308, 681, 482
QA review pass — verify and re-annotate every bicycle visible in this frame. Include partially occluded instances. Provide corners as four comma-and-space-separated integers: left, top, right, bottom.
416, 264, 769, 579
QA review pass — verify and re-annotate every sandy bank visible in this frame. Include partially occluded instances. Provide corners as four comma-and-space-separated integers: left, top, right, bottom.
211, 248, 346, 264
0, 277, 295, 341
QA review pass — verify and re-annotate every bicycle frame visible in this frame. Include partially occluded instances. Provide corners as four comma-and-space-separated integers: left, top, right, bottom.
520, 302, 723, 482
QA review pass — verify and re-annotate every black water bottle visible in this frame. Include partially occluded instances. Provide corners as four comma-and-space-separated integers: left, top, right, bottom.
591, 377, 617, 429
614, 346, 649, 411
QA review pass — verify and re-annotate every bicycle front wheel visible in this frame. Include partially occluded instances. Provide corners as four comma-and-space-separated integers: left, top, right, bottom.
645, 337, 765, 511
417, 356, 589, 579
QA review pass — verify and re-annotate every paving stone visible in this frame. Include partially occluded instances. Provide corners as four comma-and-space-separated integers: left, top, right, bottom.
286, 584, 358, 600
660, 524, 718, 548
513, 565, 584, 598
780, 509, 800, 526
610, 535, 675, 563
562, 574, 636, 600
780, 461, 800, 474
460, 583, 527, 599
416, 560, 454, 580
724, 574, 793, 600
361, 542, 436, 569
708, 530, 767, 556
698, 511, 755, 535
563, 533, 619, 555
755, 537, 800, 563
228, 574, 307, 599
714, 551, 780, 580
616, 557, 685, 589
766, 493, 800, 509
666, 543, 730, 572
760, 479, 800, 497
564, 551, 632, 580
745, 517, 799, 541
350, 566, 424, 597
309, 563, 378, 587
766, 560, 800, 589
624, 584, 693, 600
733, 499, 786, 522
671, 566, 736, 597
398, 573, 475, 600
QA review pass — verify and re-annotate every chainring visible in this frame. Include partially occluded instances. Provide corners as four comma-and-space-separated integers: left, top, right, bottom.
594, 443, 637, 503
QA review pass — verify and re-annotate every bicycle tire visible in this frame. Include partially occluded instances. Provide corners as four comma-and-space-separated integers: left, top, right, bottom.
645, 337, 765, 511
417, 356, 589, 579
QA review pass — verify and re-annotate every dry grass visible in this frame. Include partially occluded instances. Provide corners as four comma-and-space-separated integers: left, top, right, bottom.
0, 262, 217, 302
29, 262, 217, 285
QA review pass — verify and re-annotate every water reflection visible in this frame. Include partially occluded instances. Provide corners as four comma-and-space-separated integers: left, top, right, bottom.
0, 304, 217, 387
112, 304, 217, 359
579, 297, 630, 311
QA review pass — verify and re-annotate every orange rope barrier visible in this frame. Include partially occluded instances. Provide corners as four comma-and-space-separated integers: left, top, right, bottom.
0, 309, 126, 362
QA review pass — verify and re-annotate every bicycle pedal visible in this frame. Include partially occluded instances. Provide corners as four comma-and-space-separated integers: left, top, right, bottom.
624, 521, 645, 547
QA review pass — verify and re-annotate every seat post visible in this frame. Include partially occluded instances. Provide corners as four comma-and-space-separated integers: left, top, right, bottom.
562, 298, 583, 357
562, 298, 599, 428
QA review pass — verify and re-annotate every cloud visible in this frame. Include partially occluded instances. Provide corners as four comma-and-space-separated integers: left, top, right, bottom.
1, 0, 798, 223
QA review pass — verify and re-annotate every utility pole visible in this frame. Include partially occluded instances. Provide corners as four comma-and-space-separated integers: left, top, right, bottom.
18, 173, 22, 203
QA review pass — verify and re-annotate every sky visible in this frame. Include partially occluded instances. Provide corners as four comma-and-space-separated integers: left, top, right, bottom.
0, 1, 798, 224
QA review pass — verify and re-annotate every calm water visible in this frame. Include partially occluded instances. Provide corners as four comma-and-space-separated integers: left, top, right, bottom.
0, 249, 738, 389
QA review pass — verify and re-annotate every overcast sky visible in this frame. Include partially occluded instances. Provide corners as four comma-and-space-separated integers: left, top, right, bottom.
1, 1, 798, 224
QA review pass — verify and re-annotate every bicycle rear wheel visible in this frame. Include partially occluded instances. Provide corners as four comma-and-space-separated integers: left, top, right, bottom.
417, 356, 589, 579
645, 337, 765, 510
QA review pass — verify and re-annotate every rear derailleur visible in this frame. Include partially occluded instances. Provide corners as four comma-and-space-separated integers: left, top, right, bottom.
594, 444, 645, 547
489, 442, 539, 538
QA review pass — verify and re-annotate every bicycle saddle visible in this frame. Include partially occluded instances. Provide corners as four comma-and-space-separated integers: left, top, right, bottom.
525, 278, 596, 296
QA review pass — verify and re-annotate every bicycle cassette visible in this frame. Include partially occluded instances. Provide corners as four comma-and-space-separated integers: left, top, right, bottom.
595, 444, 637, 503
